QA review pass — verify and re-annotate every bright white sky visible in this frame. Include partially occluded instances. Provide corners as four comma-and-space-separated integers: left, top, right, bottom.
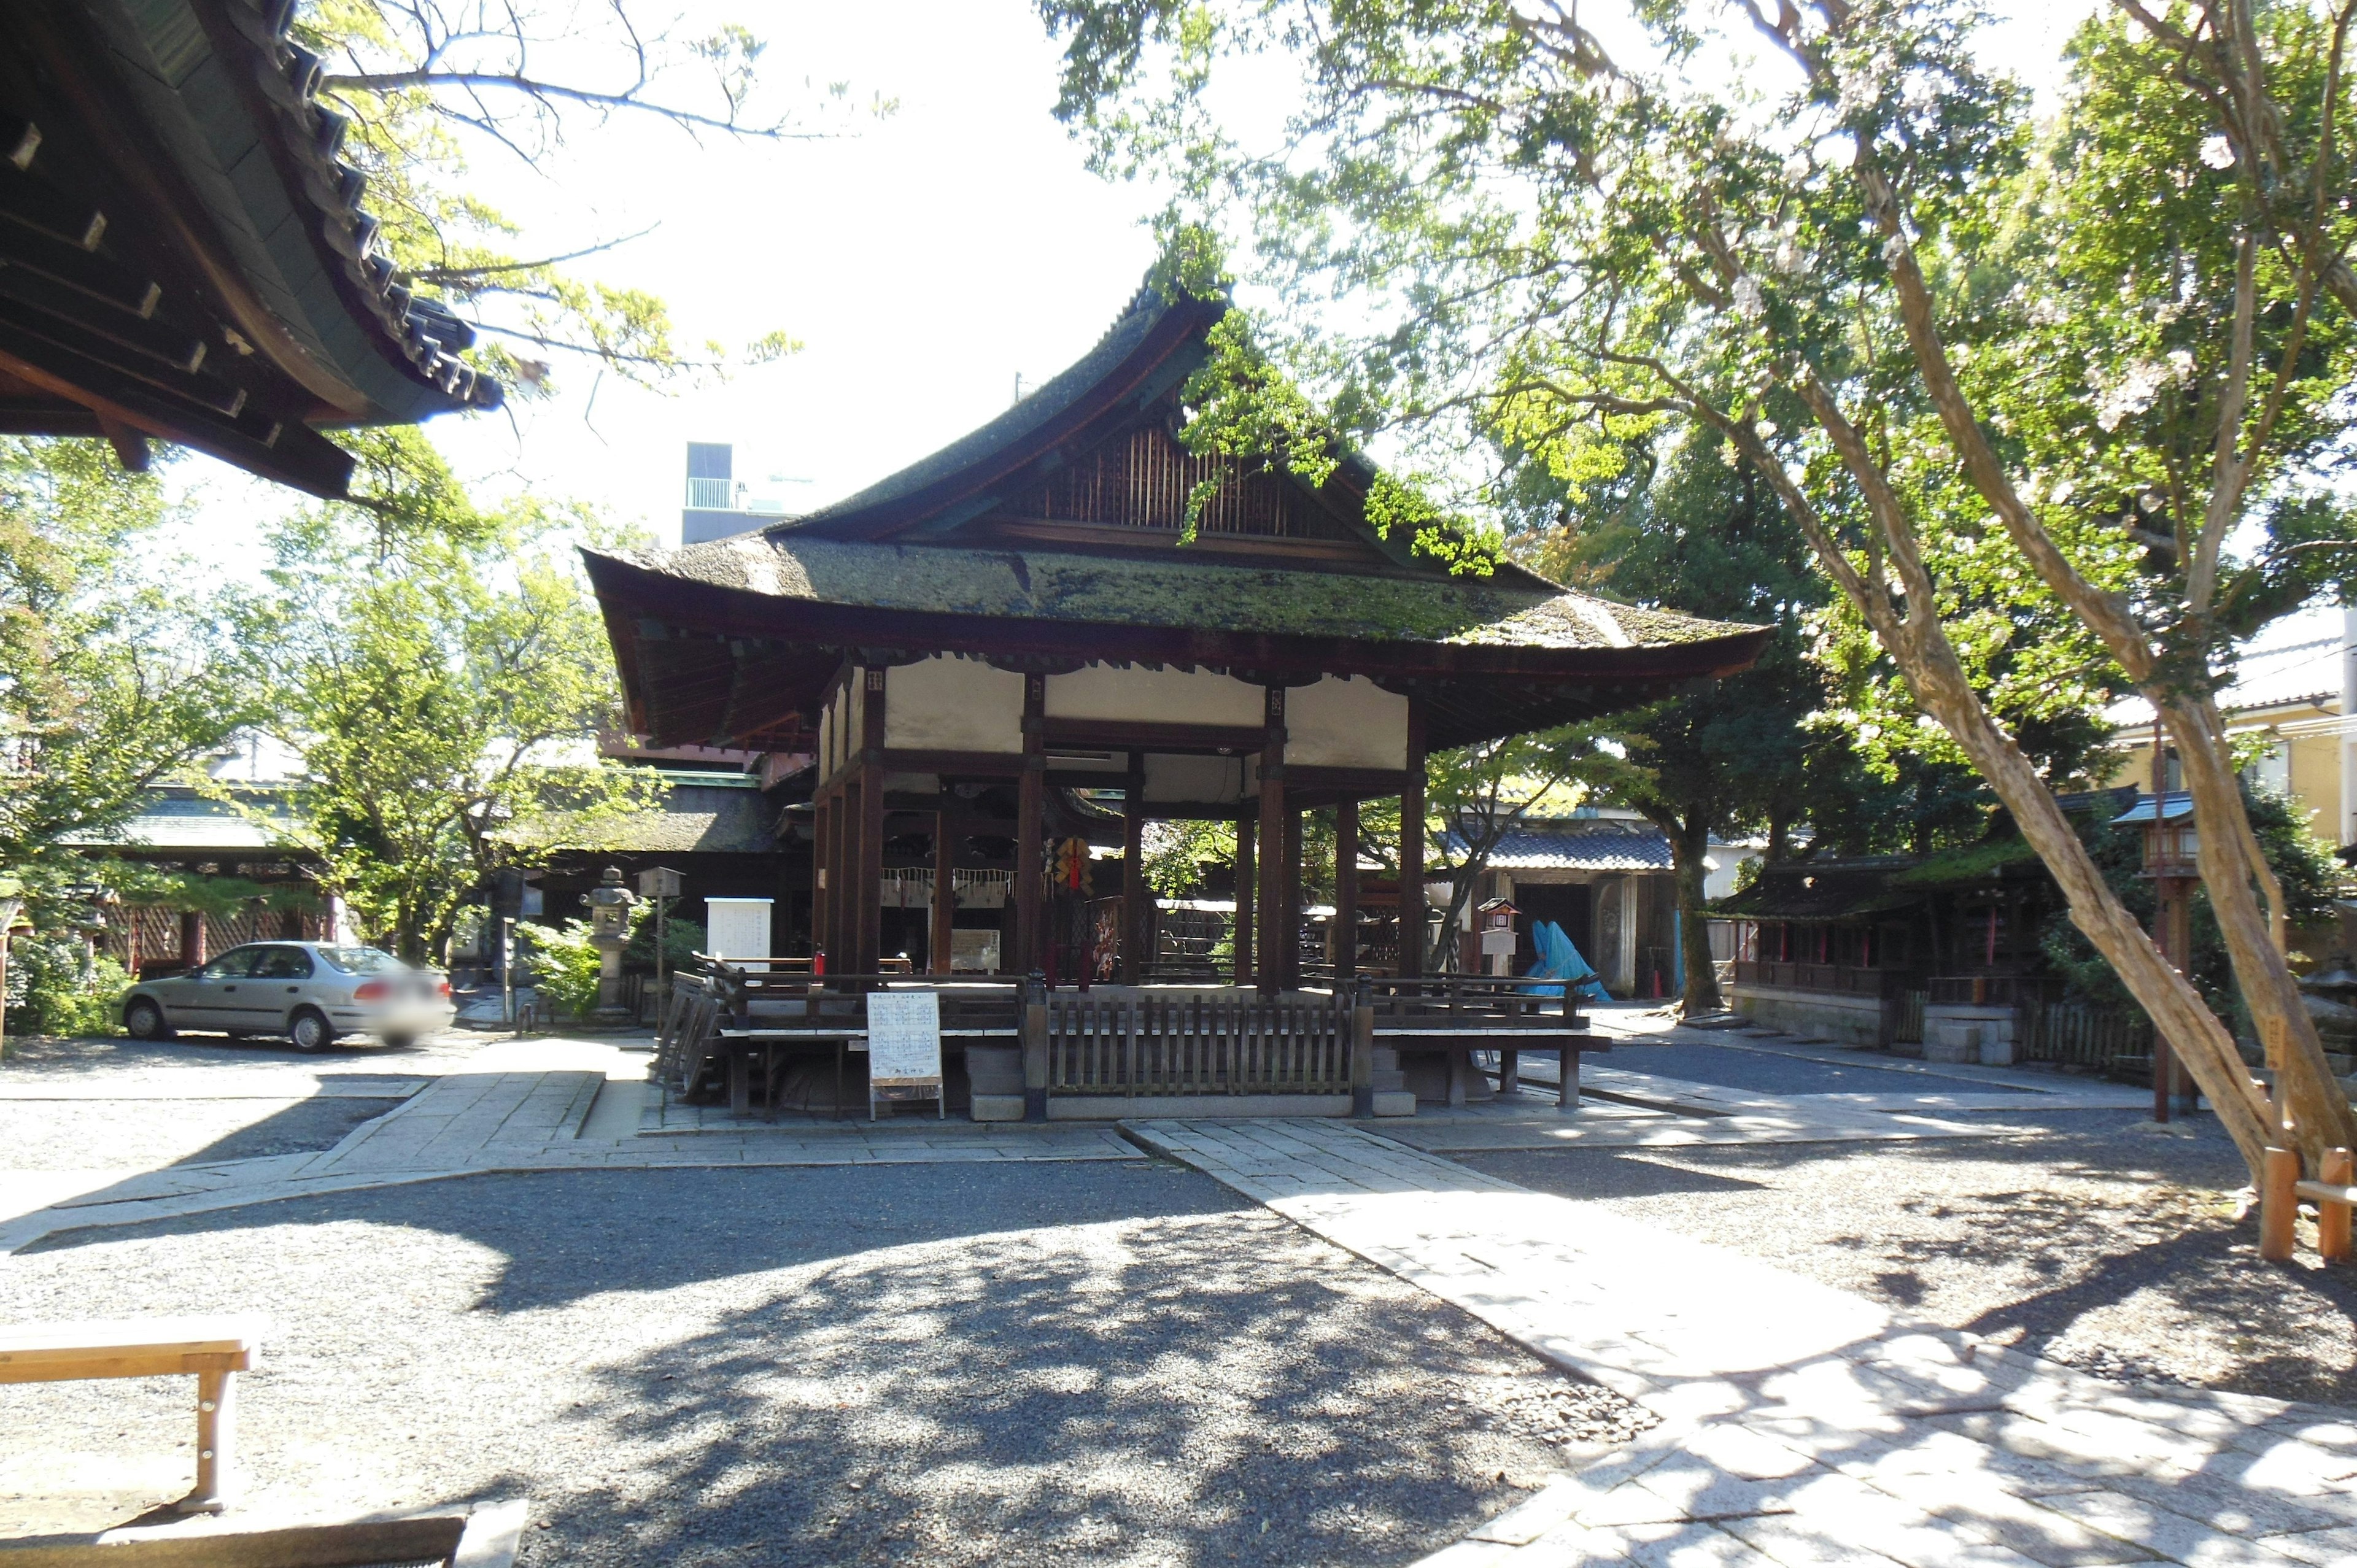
166, 0, 2105, 570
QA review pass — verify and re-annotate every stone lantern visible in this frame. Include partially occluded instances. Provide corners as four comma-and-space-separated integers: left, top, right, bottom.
1477, 895, 1521, 978
582, 867, 636, 1021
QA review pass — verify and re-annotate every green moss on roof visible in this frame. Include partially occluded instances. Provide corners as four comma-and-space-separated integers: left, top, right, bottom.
1891, 838, 2041, 886
608, 535, 1758, 652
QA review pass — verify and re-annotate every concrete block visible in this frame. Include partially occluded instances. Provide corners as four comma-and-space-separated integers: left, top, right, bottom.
967, 1093, 1026, 1122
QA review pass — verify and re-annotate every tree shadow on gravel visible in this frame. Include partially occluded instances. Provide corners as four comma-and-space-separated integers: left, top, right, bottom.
466, 1209, 1565, 1567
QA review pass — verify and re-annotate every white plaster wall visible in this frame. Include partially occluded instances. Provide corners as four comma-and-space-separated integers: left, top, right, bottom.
1144, 754, 1245, 804
820, 693, 837, 778
846, 670, 865, 753
1046, 664, 1263, 726
1287, 676, 1409, 770
886, 655, 1025, 753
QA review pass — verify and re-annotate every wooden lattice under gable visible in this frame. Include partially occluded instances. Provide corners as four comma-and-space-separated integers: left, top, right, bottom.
1020, 426, 1300, 536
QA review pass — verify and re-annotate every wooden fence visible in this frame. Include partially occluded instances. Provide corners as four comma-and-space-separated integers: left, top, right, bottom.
1048, 992, 1353, 1096
2017, 997, 2152, 1071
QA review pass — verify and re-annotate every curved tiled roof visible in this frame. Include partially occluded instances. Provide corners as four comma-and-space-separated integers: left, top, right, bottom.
213, 0, 500, 415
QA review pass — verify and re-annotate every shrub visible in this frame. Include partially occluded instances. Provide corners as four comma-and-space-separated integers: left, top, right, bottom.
3, 933, 130, 1040
520, 918, 605, 1020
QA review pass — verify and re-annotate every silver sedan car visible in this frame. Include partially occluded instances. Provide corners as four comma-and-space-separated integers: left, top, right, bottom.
122, 941, 456, 1051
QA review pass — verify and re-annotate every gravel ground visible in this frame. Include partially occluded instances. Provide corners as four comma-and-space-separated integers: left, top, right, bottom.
1460, 1107, 2357, 1406
0, 1164, 1651, 1564
1598, 1040, 2037, 1097
0, 1098, 403, 1171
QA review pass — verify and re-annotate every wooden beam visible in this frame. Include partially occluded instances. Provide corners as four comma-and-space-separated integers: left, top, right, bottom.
811, 795, 830, 961
1285, 764, 1412, 794
879, 747, 1028, 778
1016, 673, 1046, 975
1257, 685, 1287, 997
1335, 798, 1359, 979
1399, 695, 1426, 979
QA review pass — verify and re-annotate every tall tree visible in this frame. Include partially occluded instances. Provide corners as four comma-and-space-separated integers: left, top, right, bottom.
0, 441, 250, 914
246, 433, 655, 960
1512, 422, 1827, 1011
1038, 0, 2357, 1178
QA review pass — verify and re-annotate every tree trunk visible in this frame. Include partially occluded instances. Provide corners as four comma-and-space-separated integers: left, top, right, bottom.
2164, 695, 2357, 1170
1671, 814, 1722, 1014
1897, 648, 2277, 1177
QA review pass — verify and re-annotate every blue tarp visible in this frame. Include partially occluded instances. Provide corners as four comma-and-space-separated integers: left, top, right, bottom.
1522, 920, 1611, 1001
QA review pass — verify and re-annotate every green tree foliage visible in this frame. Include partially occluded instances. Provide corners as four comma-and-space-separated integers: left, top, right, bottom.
246, 442, 659, 963
0, 439, 251, 922
1423, 730, 1587, 971
297, 0, 881, 393
1035, 0, 2357, 1172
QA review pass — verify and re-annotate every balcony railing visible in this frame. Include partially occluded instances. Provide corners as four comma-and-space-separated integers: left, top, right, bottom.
1927, 973, 2049, 1007
685, 476, 734, 510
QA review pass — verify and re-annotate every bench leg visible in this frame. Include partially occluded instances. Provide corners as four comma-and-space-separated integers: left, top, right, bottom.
1559, 1048, 1580, 1111
178, 1368, 234, 1513
2324, 1148, 2354, 1264
729, 1049, 750, 1116
1498, 1048, 1519, 1096
1446, 1051, 1468, 1108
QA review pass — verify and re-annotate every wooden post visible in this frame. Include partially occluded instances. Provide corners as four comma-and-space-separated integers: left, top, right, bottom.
2321, 1147, 2355, 1263
1398, 697, 1426, 979
1560, 1047, 1581, 1110
1349, 975, 1374, 1117
1121, 757, 1147, 984
1016, 673, 1046, 978
1233, 817, 1256, 987
1335, 798, 1360, 980
1022, 972, 1049, 1121
858, 668, 887, 975
811, 797, 830, 962
931, 809, 956, 976
2260, 1145, 2300, 1261
1257, 686, 1287, 997
830, 778, 851, 972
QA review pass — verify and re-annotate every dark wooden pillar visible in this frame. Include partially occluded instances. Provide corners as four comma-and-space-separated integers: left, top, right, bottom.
1016, 673, 1046, 976
1334, 798, 1360, 979
1233, 817, 1255, 986
931, 809, 956, 976
179, 910, 206, 970
811, 795, 832, 960
1121, 757, 1147, 984
1398, 697, 1426, 979
857, 668, 886, 974
1257, 686, 1287, 996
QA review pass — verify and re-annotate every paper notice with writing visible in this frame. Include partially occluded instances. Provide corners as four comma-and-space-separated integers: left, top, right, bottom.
866, 991, 942, 1084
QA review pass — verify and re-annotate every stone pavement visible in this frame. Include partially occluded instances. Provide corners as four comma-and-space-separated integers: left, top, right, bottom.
0, 1058, 1139, 1254
1125, 1116, 2357, 1568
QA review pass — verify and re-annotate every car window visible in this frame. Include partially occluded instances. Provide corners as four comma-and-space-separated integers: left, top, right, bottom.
199, 947, 263, 979
254, 946, 315, 979
317, 946, 404, 975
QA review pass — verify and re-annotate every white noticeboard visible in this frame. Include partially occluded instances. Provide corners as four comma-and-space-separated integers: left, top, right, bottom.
705, 898, 773, 961
865, 991, 943, 1119
1480, 927, 1518, 956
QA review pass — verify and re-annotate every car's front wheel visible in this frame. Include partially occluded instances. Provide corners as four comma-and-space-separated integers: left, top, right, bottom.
123, 997, 173, 1040
288, 1008, 335, 1052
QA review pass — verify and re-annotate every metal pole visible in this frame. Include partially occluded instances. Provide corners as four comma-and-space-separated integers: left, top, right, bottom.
501, 916, 516, 1027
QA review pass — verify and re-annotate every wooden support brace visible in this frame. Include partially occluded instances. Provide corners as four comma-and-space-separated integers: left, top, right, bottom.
1560, 1048, 1580, 1110
2305, 1146, 2353, 1264
2260, 1145, 2299, 1263
187, 1365, 236, 1512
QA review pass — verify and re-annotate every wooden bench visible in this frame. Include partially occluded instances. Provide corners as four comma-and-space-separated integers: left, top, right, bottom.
2261, 1146, 2353, 1263
0, 1316, 263, 1513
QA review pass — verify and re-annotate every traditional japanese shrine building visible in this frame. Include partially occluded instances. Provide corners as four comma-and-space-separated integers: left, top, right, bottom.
585, 280, 1769, 994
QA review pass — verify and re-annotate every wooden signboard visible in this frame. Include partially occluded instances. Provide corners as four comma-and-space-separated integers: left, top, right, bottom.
865, 991, 943, 1119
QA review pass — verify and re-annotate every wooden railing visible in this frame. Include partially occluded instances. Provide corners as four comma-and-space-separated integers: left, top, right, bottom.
1730, 960, 1891, 996
2016, 996, 2151, 1070
1365, 976, 1585, 1031
1047, 991, 1353, 1096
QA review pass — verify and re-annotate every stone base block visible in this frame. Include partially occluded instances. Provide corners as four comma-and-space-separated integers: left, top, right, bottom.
970, 1093, 1026, 1122
1371, 1090, 1417, 1118
1727, 983, 1886, 1050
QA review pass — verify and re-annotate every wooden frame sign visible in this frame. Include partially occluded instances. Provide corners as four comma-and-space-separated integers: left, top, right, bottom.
866, 991, 945, 1119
